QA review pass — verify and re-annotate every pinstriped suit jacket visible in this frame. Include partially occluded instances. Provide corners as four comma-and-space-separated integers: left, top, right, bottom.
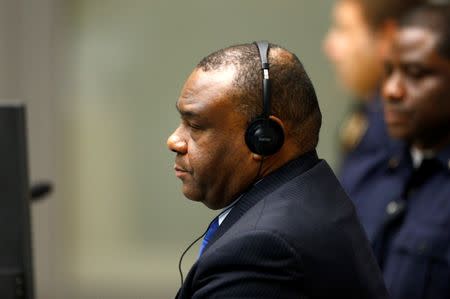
176, 151, 388, 299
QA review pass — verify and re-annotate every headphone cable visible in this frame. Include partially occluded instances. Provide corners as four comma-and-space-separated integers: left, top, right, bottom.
256, 157, 264, 180
178, 158, 265, 286
178, 223, 211, 286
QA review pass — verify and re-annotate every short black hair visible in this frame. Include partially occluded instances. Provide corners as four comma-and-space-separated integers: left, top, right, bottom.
399, 3, 450, 60
350, 0, 427, 30
196, 42, 322, 151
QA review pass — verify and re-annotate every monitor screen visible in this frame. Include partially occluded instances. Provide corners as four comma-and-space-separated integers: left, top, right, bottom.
0, 103, 34, 299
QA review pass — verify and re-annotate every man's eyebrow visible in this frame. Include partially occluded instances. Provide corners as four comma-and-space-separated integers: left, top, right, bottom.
175, 102, 199, 118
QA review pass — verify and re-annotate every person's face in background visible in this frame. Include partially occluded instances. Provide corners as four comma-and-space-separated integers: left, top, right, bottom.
167, 67, 257, 210
323, 0, 383, 99
383, 27, 450, 150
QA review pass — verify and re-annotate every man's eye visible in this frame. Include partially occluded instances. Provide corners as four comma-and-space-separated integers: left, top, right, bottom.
384, 62, 394, 77
188, 122, 202, 130
404, 65, 430, 79
181, 120, 201, 131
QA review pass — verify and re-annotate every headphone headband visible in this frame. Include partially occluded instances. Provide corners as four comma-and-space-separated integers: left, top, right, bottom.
255, 41, 270, 70
254, 41, 271, 119
244, 41, 284, 156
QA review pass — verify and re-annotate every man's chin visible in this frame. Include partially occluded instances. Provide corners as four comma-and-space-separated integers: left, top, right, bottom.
387, 125, 411, 141
181, 185, 227, 210
181, 186, 208, 205
181, 188, 201, 202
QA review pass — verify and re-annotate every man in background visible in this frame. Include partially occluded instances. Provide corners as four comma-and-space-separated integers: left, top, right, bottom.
355, 3, 450, 298
167, 42, 388, 298
323, 0, 424, 199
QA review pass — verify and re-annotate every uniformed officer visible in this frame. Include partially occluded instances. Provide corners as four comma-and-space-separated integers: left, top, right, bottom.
323, 0, 425, 198
352, 4, 450, 298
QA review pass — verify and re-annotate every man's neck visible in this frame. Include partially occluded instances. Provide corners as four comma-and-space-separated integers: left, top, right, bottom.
412, 133, 450, 153
257, 146, 312, 178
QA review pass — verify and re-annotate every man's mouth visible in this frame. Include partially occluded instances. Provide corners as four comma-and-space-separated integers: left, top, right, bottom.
174, 164, 190, 178
384, 106, 409, 124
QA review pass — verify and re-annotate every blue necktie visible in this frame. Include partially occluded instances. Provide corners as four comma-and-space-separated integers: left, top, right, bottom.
198, 217, 219, 257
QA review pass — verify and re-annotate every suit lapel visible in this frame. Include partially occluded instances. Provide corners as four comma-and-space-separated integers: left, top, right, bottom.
176, 260, 199, 299
203, 150, 319, 254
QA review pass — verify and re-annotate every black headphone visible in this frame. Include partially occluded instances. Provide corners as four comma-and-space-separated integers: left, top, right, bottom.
245, 41, 285, 156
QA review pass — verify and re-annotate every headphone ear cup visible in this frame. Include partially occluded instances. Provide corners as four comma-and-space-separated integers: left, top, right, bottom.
245, 118, 285, 156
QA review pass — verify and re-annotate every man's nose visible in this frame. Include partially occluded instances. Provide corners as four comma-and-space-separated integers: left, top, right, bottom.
383, 73, 405, 103
167, 127, 187, 154
323, 31, 337, 61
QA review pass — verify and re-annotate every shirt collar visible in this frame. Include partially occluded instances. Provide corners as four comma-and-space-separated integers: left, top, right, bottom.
217, 177, 264, 225
218, 196, 240, 225
386, 140, 450, 172
410, 147, 436, 169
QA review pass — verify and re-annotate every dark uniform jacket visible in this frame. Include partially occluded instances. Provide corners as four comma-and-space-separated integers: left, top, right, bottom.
352, 142, 450, 299
339, 94, 391, 199
176, 151, 388, 299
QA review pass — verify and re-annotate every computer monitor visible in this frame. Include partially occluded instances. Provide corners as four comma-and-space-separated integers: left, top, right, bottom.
0, 103, 34, 299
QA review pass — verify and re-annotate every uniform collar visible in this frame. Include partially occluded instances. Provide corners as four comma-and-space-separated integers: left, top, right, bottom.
386, 140, 450, 173
435, 143, 450, 172
410, 147, 436, 168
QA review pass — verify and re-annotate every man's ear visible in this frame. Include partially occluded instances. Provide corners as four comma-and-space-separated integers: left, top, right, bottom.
250, 115, 286, 161
268, 115, 286, 132
252, 153, 264, 161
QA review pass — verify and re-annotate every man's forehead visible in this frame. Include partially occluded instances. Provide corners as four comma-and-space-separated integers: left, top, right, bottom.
176, 79, 234, 117
177, 67, 237, 106
185, 66, 237, 89
393, 27, 439, 55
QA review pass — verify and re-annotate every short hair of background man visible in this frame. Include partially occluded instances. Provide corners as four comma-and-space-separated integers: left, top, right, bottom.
351, 0, 427, 30
399, 3, 450, 60
196, 43, 322, 151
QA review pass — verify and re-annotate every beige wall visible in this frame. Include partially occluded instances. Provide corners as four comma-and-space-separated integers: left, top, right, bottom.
1, 1, 350, 298
0, 0, 60, 298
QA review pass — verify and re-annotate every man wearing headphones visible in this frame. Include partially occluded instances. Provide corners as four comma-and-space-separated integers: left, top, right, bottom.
167, 42, 388, 298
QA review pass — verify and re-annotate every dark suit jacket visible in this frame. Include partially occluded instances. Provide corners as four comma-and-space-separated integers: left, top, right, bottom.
176, 151, 388, 299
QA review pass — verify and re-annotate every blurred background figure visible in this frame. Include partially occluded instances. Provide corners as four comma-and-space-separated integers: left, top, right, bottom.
324, 2, 450, 298
323, 0, 425, 199
351, 3, 450, 299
